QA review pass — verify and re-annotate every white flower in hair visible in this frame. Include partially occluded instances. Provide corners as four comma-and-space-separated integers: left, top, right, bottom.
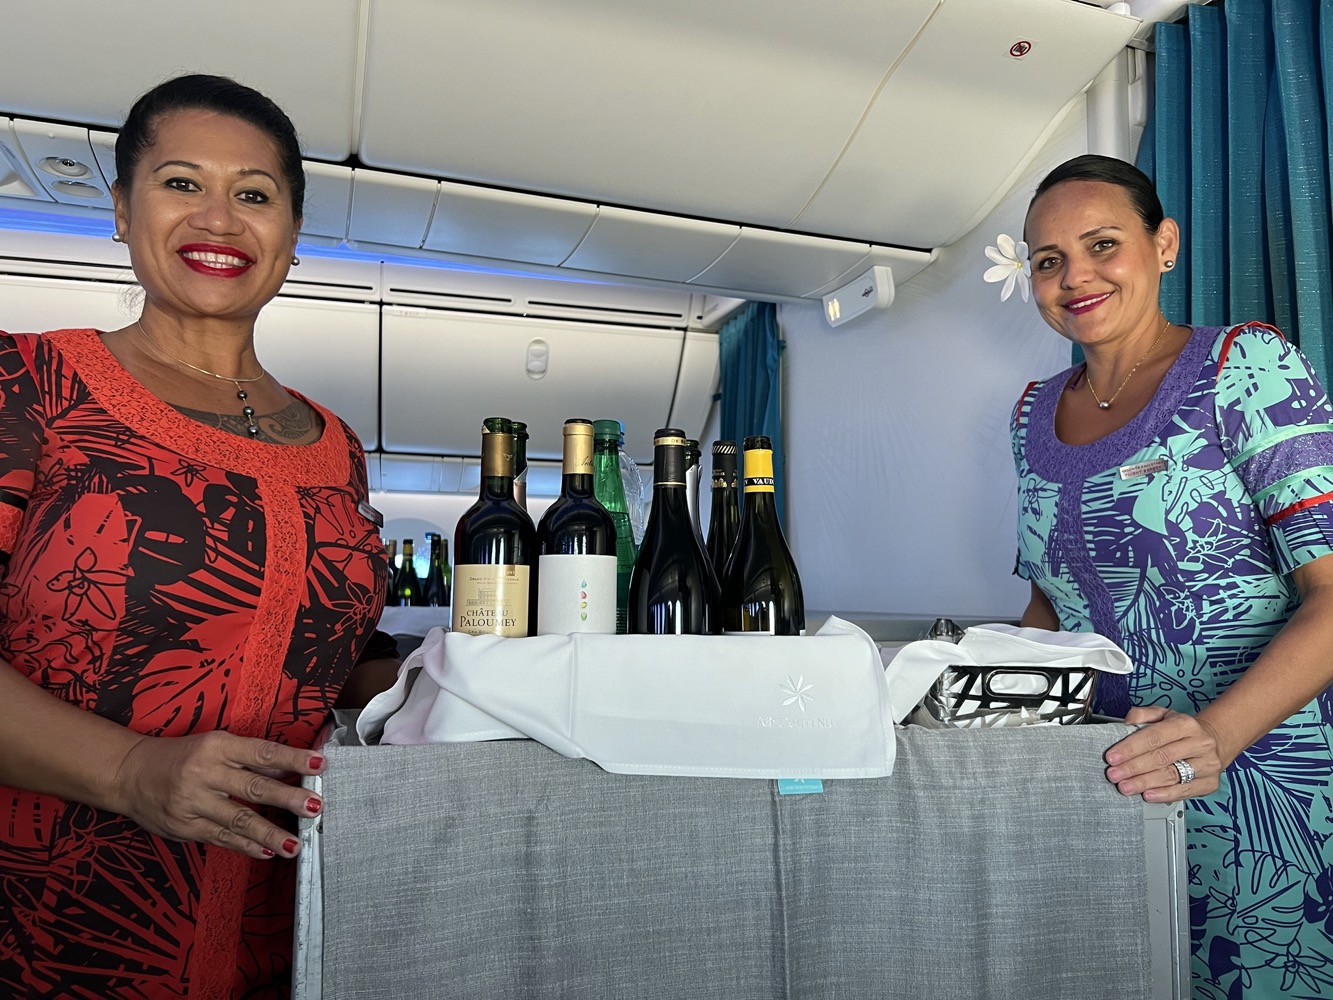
983, 234, 1031, 303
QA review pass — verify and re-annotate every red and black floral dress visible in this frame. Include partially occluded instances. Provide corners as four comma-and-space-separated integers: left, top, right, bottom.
0, 329, 389, 998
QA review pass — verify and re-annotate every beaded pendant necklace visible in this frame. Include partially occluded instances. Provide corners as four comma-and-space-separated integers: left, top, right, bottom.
132, 321, 266, 436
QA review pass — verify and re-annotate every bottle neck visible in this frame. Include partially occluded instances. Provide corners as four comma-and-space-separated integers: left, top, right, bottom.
562, 472, 596, 497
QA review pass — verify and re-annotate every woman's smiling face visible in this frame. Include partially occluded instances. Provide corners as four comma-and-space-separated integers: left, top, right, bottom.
113, 108, 299, 327
1024, 179, 1176, 348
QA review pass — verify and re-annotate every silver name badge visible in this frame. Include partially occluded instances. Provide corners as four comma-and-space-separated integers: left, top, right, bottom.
357, 501, 384, 527
1119, 458, 1168, 480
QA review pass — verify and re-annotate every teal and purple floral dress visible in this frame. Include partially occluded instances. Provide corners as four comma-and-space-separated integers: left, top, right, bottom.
1012, 323, 1333, 999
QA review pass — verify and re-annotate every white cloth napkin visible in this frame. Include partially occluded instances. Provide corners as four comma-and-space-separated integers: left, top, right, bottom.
356, 616, 943, 779
886, 623, 1134, 728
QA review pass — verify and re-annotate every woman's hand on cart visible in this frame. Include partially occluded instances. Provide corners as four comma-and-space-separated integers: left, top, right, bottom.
1102, 706, 1222, 801
111, 731, 327, 860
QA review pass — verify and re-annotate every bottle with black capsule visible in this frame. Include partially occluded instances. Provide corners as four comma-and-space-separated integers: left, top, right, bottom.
629, 428, 721, 635
512, 420, 530, 510
720, 436, 805, 635
684, 438, 703, 542
383, 538, 399, 605
424, 532, 452, 608
452, 417, 537, 636
705, 440, 739, 579
537, 419, 618, 634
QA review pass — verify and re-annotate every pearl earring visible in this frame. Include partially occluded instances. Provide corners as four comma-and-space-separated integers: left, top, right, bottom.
1164, 260, 1175, 270
111, 232, 124, 243
291, 256, 301, 266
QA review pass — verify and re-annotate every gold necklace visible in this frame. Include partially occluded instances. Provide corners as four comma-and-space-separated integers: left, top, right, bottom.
1086, 317, 1173, 411
131, 321, 267, 437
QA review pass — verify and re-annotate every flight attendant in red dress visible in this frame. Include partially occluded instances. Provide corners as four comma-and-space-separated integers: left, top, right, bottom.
0, 75, 397, 997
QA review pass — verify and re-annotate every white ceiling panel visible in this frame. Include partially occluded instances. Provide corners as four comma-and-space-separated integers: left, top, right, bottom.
423, 182, 597, 265
0, 1, 362, 161
348, 170, 438, 248
302, 163, 355, 241
793, 0, 1138, 246
563, 207, 740, 284
359, 0, 941, 226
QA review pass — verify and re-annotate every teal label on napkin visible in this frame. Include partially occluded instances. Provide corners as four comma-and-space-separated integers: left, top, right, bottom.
777, 778, 824, 795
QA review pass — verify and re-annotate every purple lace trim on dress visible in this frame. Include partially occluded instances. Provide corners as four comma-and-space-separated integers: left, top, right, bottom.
1025, 327, 1224, 716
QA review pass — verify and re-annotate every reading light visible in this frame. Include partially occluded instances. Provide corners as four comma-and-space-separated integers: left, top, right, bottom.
821, 265, 895, 328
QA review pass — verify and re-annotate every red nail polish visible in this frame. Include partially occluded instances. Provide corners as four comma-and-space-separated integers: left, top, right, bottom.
306, 797, 322, 815
283, 838, 298, 855
261, 847, 275, 858
308, 755, 326, 770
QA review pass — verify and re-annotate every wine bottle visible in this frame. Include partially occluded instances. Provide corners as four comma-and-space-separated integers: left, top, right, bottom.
705, 440, 739, 579
720, 436, 805, 635
384, 538, 399, 605
512, 420, 529, 510
452, 417, 537, 636
424, 531, 452, 608
536, 419, 618, 634
629, 428, 721, 635
593, 419, 638, 634
393, 538, 425, 607
684, 438, 703, 541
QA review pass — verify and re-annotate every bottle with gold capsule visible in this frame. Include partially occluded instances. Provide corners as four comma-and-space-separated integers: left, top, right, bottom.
452, 417, 536, 636
720, 435, 805, 635
536, 419, 618, 634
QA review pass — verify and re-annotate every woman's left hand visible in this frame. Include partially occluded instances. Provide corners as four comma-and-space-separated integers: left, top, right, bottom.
1103, 706, 1224, 801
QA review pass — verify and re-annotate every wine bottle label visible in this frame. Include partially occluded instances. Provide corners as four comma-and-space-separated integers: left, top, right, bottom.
537, 554, 617, 635
743, 448, 775, 493
452, 564, 531, 636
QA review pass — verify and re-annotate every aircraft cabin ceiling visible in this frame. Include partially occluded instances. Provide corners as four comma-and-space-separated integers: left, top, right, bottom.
0, 0, 1146, 300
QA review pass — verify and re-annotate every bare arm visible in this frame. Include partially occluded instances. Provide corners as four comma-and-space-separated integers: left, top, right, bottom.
1019, 582, 1060, 630
0, 658, 324, 859
1106, 553, 1333, 800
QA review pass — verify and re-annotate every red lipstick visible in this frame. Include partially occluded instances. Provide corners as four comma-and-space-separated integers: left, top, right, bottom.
177, 243, 255, 278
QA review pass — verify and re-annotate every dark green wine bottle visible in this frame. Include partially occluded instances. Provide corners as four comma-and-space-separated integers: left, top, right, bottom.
424, 532, 452, 607
593, 419, 638, 634
629, 428, 721, 635
393, 537, 425, 607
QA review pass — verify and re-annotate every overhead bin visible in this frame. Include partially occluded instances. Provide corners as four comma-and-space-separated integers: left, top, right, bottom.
0, 0, 1151, 304
380, 306, 697, 464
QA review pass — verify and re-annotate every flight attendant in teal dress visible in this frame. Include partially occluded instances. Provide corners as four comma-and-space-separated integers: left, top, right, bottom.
1011, 154, 1333, 999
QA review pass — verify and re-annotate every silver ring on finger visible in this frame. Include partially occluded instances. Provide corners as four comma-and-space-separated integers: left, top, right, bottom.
1172, 759, 1196, 785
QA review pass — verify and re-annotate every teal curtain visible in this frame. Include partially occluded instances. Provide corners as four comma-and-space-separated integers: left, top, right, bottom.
718, 301, 787, 521
1139, 0, 1333, 381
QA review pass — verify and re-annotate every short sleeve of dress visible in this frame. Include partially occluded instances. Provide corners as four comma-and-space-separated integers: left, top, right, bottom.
0, 333, 45, 558
1010, 379, 1044, 581
1213, 322, 1333, 574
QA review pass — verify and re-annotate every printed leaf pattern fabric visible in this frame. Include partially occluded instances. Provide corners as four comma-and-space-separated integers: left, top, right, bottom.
0, 330, 388, 998
1013, 324, 1333, 999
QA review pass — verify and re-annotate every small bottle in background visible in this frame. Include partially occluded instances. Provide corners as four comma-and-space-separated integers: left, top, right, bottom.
684, 438, 703, 542
593, 419, 638, 634
512, 420, 529, 510
394, 538, 425, 607
720, 435, 805, 635
424, 531, 452, 608
705, 441, 739, 580
384, 538, 399, 605
536, 419, 618, 634
616, 421, 648, 546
